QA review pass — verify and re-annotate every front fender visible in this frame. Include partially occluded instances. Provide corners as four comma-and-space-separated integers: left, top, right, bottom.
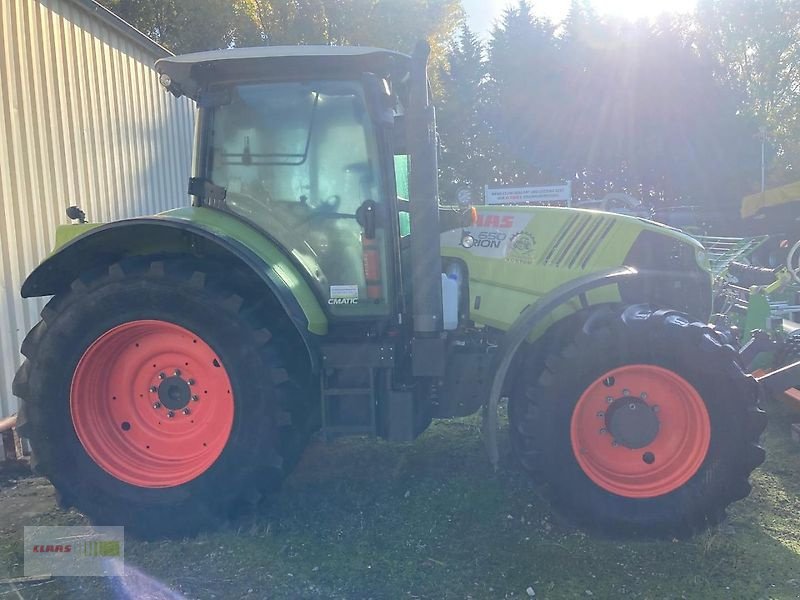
482, 267, 640, 467
22, 208, 328, 367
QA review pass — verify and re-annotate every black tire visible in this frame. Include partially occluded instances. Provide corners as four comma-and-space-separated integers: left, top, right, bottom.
509, 304, 766, 537
13, 257, 310, 537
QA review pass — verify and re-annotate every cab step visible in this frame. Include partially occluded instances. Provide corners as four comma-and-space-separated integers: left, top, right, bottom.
319, 342, 395, 441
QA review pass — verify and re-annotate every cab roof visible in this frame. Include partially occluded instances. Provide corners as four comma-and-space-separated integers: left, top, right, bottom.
155, 46, 410, 100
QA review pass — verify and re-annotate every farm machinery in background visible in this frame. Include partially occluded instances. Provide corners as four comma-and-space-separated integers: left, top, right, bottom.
704, 234, 800, 406
573, 192, 744, 237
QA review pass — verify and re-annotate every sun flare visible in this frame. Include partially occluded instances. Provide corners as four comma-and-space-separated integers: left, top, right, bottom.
591, 0, 696, 21
465, 0, 699, 35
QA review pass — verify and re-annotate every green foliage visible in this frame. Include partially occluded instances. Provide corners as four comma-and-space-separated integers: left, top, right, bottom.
484, 2, 560, 189
436, 1, 760, 207
696, 0, 800, 189
97, 0, 462, 57
98, 0, 242, 53
437, 24, 491, 203
101, 0, 793, 210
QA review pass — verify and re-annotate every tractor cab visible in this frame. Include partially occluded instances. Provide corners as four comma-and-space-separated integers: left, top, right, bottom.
156, 45, 449, 441
157, 46, 443, 329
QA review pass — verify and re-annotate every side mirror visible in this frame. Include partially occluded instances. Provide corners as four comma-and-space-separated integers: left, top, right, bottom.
66, 206, 87, 223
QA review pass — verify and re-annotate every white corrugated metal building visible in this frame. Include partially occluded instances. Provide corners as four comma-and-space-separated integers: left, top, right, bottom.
0, 0, 195, 422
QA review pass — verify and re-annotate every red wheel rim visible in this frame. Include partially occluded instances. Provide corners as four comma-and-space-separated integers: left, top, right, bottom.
570, 364, 711, 498
70, 320, 234, 488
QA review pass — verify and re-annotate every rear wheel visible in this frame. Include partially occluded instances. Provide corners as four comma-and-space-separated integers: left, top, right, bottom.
510, 304, 766, 536
13, 258, 307, 537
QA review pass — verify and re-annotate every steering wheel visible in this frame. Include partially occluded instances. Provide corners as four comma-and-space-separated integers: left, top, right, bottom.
306, 195, 358, 222
788, 239, 800, 284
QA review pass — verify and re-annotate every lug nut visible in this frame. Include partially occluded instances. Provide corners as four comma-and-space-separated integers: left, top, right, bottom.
606, 396, 614, 403
191, 395, 199, 402
640, 392, 648, 400
596, 411, 605, 417
167, 410, 175, 418
158, 372, 166, 380
183, 408, 191, 415
152, 402, 161, 409
599, 428, 607, 435
622, 389, 630, 396
629, 403, 637, 410
174, 369, 181, 377
149, 386, 158, 393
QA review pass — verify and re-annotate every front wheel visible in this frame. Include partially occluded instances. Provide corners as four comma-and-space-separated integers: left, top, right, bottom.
509, 304, 766, 536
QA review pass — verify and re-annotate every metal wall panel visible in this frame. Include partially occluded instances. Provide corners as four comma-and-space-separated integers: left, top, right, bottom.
0, 0, 195, 422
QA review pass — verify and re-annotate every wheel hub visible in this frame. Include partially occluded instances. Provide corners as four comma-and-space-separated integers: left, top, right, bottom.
605, 397, 659, 449
158, 376, 191, 411
570, 364, 711, 498
70, 320, 235, 488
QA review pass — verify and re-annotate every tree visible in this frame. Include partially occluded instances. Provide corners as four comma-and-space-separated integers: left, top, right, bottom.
98, 0, 242, 53
472, 5, 759, 207
696, 0, 800, 188
99, 0, 463, 57
484, 1, 561, 188
560, 0, 598, 47
436, 24, 491, 202
237, 0, 330, 45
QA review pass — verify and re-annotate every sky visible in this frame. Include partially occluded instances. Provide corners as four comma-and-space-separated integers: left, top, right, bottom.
462, 0, 698, 36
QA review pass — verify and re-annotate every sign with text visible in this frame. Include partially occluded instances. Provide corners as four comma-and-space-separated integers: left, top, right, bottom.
485, 183, 572, 206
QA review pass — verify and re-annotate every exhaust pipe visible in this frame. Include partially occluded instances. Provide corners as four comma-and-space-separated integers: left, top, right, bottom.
407, 41, 443, 337
406, 41, 445, 376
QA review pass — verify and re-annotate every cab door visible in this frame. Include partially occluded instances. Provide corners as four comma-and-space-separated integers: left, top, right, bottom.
204, 79, 395, 318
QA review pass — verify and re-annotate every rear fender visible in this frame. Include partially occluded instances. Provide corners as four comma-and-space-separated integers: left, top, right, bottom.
22, 210, 327, 370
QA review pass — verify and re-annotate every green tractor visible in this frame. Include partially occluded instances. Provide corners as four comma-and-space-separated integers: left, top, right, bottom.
13, 44, 784, 537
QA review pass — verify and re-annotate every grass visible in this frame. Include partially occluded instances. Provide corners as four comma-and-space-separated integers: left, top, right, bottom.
1, 400, 800, 599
